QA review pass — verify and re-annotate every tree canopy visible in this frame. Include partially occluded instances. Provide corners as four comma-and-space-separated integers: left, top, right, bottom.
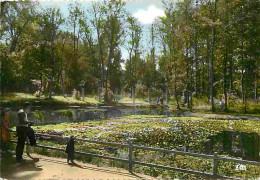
0, 0, 259, 111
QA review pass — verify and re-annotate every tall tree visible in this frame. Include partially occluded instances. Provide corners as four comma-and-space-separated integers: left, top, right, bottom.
103, 0, 126, 104
1, 1, 37, 53
126, 16, 142, 103
40, 7, 64, 98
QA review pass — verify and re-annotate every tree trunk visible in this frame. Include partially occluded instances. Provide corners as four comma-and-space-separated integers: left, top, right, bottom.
73, 18, 76, 55
240, 5, 246, 112
0, 59, 2, 96
174, 64, 180, 110
185, 44, 190, 109
148, 88, 151, 103
209, 26, 215, 112
206, 36, 210, 103
48, 41, 54, 99
9, 37, 18, 53
115, 88, 118, 103
223, 42, 228, 111
132, 86, 135, 103
48, 14, 56, 99
93, 9, 104, 95
194, 29, 198, 97
189, 38, 193, 112
129, 51, 133, 103
48, 32, 55, 99
255, 67, 258, 103
165, 83, 169, 105
229, 53, 233, 92
105, 29, 114, 105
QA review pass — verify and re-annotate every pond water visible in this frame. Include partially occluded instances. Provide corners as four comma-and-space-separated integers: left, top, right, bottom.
7, 106, 167, 125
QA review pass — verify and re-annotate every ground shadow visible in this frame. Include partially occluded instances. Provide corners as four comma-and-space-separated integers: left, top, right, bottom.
39, 156, 146, 179
1, 152, 43, 180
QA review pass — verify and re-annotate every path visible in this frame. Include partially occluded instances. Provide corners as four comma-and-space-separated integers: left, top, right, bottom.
0, 152, 155, 180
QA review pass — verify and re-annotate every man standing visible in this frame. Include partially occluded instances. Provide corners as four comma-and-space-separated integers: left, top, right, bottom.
16, 102, 33, 162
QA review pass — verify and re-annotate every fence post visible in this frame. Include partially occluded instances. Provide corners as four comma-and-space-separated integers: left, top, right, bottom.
213, 152, 218, 177
128, 141, 133, 173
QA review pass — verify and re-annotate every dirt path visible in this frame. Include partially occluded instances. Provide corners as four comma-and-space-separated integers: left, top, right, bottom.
1, 153, 155, 180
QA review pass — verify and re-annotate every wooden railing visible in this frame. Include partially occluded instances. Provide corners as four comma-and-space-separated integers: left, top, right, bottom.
10, 131, 260, 179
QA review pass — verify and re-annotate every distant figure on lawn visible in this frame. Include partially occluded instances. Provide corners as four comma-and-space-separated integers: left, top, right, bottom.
1, 108, 11, 153
219, 100, 224, 112
16, 102, 34, 162
65, 135, 75, 164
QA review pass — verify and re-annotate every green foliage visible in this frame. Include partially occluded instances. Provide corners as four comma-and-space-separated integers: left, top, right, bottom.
34, 110, 44, 122
60, 110, 73, 118
1, 0, 259, 109
100, 88, 115, 104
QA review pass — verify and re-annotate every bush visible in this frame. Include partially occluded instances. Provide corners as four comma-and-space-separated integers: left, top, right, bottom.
34, 110, 44, 122
228, 94, 240, 111
61, 110, 73, 118
135, 84, 147, 98
100, 88, 115, 104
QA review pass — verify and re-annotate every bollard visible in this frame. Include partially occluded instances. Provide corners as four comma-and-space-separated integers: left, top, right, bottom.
128, 141, 133, 173
213, 152, 218, 177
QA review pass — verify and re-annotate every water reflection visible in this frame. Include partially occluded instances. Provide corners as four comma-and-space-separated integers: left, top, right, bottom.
205, 131, 260, 162
7, 107, 167, 125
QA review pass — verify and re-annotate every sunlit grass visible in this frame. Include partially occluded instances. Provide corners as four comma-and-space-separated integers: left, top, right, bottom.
0, 92, 37, 102
119, 97, 147, 103
0, 92, 101, 106
52, 95, 100, 105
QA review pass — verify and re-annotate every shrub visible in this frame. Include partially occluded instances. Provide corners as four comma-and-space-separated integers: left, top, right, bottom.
135, 84, 147, 98
100, 88, 115, 104
61, 110, 73, 118
34, 110, 44, 122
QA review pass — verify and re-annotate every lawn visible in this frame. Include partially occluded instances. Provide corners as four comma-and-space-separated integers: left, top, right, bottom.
118, 97, 148, 103
0, 93, 153, 108
0, 92, 101, 108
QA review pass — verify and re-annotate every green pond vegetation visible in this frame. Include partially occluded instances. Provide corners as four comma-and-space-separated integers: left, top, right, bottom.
8, 115, 260, 179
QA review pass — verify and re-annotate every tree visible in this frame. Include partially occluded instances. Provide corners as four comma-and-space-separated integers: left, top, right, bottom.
125, 16, 142, 103
102, 0, 126, 104
1, 1, 38, 53
40, 7, 64, 98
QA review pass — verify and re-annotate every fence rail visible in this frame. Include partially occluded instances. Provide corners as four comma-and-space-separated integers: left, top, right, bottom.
10, 130, 260, 179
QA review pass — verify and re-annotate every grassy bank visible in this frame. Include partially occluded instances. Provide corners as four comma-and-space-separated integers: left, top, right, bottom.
0, 92, 102, 108
0, 92, 160, 109
1, 93, 259, 116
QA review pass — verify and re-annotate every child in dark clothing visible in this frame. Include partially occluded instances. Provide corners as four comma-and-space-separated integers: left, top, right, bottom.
65, 135, 74, 164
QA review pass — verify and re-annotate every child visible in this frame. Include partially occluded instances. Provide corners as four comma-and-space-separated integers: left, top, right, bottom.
65, 135, 75, 164
1, 108, 11, 153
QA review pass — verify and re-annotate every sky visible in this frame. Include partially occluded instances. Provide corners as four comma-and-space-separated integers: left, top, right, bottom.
39, 0, 166, 63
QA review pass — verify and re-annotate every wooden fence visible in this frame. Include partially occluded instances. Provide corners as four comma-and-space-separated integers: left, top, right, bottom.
10, 131, 260, 179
